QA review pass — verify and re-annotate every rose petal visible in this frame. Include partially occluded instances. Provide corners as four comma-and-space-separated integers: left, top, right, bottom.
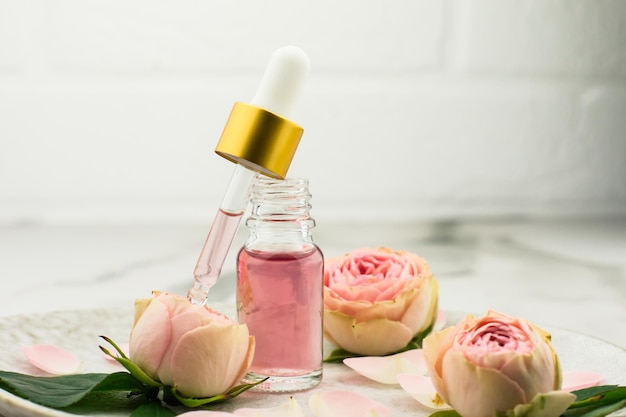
561, 371, 604, 392
397, 373, 451, 410
422, 325, 456, 402
170, 323, 253, 398
398, 278, 437, 335
499, 340, 557, 397
132, 297, 154, 330
158, 309, 213, 384
343, 349, 427, 384
443, 350, 527, 417
129, 297, 172, 379
324, 311, 414, 356
235, 397, 305, 417
103, 342, 129, 363
309, 390, 389, 417
177, 412, 235, 417
22, 344, 81, 375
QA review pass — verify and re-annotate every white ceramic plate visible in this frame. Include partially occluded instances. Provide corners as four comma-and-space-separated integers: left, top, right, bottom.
0, 307, 624, 417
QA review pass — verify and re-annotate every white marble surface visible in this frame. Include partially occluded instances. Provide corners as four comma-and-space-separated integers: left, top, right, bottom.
1, 216, 624, 349
0, 214, 626, 347
0, 216, 625, 416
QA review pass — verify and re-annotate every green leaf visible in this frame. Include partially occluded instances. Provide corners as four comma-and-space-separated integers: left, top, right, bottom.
577, 399, 625, 417
63, 390, 149, 415
564, 386, 626, 416
130, 401, 177, 417
92, 371, 151, 394
0, 371, 144, 408
570, 385, 626, 407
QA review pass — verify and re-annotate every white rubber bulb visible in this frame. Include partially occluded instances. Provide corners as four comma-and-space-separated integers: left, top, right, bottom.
250, 46, 310, 120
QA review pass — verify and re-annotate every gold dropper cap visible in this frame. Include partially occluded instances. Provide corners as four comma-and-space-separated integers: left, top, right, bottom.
213, 46, 309, 179
214, 102, 303, 179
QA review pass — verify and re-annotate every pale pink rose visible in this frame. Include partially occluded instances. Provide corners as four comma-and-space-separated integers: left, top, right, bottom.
129, 291, 255, 398
324, 247, 438, 356
423, 311, 562, 417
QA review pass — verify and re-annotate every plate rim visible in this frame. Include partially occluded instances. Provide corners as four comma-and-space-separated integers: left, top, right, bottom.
0, 307, 624, 417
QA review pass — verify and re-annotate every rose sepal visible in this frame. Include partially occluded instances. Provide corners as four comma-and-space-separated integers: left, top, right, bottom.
99, 336, 161, 388
497, 391, 576, 417
166, 377, 268, 408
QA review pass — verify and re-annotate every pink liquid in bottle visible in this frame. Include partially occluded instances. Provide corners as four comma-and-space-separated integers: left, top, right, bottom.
237, 246, 323, 388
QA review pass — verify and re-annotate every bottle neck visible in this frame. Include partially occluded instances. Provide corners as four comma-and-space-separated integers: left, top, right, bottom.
245, 177, 316, 248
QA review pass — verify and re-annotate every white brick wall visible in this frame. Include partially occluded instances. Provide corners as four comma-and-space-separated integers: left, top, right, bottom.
0, 0, 625, 224
457, 0, 626, 77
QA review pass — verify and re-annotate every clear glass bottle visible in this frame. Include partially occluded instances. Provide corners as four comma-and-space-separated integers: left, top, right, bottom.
236, 176, 323, 392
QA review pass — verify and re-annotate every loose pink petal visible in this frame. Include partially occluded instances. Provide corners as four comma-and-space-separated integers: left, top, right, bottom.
343, 349, 427, 384
235, 397, 305, 417
103, 342, 130, 363
309, 390, 389, 417
22, 344, 81, 375
433, 310, 447, 331
397, 373, 451, 410
561, 371, 604, 392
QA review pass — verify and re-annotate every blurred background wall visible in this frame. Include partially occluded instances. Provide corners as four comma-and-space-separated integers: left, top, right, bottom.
0, 0, 624, 225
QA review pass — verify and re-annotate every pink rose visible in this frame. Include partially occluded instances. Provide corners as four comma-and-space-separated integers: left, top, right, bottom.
129, 292, 255, 398
323, 247, 438, 356
423, 311, 563, 417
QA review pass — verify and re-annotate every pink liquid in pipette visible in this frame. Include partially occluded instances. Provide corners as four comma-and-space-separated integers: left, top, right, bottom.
237, 247, 323, 376
193, 208, 243, 288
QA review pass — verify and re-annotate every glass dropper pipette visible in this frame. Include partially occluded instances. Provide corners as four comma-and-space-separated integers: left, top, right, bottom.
187, 46, 310, 306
